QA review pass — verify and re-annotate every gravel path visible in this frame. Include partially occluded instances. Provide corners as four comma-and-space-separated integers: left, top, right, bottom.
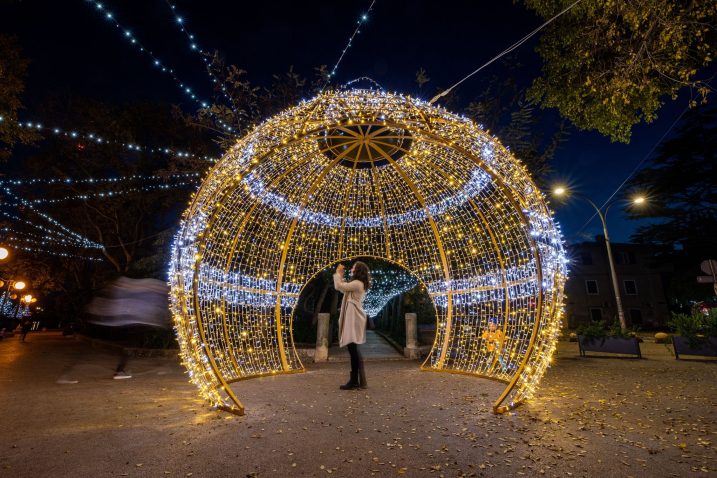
0, 332, 715, 477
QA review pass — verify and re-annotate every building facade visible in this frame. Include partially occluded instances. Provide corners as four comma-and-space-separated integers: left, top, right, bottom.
564, 239, 671, 329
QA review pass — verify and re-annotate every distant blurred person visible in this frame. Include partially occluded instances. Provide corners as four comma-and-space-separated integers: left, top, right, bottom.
85, 277, 170, 379
19, 317, 32, 342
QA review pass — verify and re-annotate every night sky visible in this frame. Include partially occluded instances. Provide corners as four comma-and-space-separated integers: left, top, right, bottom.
1, 0, 703, 243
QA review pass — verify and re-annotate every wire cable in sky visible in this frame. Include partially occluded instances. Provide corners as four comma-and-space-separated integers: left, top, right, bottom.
571, 105, 689, 239
429, 0, 583, 104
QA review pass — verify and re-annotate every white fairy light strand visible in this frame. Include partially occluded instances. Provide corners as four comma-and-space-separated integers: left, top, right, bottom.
83, 0, 235, 135
2, 190, 103, 249
362, 269, 419, 318
3, 179, 197, 206
163, 0, 237, 111
321, 0, 377, 89
0, 214, 97, 249
8, 117, 217, 162
1, 172, 200, 187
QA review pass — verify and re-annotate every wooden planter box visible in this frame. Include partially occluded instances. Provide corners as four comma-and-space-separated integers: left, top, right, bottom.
671, 336, 717, 359
578, 336, 642, 358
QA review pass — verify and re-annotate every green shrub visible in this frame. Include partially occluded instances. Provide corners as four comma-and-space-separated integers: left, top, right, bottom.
576, 320, 640, 341
670, 309, 717, 347
575, 320, 608, 341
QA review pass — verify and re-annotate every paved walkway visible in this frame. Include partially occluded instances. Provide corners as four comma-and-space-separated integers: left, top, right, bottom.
327, 329, 405, 361
0, 332, 715, 477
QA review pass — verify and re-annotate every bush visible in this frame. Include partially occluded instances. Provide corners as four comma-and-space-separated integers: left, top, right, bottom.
669, 309, 717, 346
576, 320, 640, 341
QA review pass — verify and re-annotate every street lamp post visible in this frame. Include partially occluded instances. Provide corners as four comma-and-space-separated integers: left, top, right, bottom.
552, 187, 646, 332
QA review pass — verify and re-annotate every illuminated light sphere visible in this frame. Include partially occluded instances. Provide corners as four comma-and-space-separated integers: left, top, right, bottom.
23, 294, 33, 303
0, 246, 9, 260
13, 281, 26, 291
169, 89, 567, 416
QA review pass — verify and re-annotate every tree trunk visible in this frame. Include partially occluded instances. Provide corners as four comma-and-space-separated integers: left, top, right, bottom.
312, 283, 330, 325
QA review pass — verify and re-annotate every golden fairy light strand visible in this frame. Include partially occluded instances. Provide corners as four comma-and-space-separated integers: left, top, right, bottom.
169, 89, 567, 415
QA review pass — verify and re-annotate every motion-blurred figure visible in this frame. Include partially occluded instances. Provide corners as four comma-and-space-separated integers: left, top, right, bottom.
85, 277, 170, 379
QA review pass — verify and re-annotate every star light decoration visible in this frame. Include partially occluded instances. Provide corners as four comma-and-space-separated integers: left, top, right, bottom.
169, 89, 567, 415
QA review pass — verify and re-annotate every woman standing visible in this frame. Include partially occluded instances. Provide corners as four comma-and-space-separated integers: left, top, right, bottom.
333, 261, 371, 390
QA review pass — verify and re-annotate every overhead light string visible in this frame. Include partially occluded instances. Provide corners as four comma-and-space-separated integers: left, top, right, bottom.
8, 117, 218, 162
1, 171, 200, 187
320, 0, 377, 91
163, 0, 238, 112
83, 1, 236, 135
2, 179, 197, 206
0, 212, 100, 249
1, 189, 104, 249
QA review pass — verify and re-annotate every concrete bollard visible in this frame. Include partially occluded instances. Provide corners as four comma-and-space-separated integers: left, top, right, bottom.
404, 312, 420, 359
314, 313, 330, 362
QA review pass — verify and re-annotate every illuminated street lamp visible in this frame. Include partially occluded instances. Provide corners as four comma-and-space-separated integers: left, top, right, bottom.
551, 186, 647, 331
23, 294, 33, 303
13, 281, 26, 291
0, 247, 9, 261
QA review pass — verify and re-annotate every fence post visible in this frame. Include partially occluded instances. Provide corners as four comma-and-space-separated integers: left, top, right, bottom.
315, 313, 330, 362
404, 312, 420, 359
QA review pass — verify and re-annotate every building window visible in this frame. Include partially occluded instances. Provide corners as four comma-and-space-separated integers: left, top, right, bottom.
624, 280, 637, 295
580, 252, 593, 265
585, 280, 599, 295
629, 309, 643, 325
616, 251, 637, 265
590, 308, 602, 322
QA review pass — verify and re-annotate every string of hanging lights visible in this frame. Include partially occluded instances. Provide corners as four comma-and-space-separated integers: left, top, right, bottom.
163, 0, 237, 110
2, 178, 197, 206
83, 0, 236, 135
1, 116, 218, 163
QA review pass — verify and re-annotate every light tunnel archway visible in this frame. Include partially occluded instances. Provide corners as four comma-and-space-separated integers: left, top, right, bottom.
169, 89, 567, 416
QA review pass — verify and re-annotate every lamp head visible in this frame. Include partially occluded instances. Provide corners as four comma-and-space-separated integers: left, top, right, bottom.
0, 246, 8, 260
14, 281, 26, 290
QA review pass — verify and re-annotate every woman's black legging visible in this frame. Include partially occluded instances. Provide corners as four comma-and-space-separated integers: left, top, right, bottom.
347, 342, 362, 374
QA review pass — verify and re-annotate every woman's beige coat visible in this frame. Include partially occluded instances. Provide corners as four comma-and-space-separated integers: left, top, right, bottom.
333, 273, 367, 347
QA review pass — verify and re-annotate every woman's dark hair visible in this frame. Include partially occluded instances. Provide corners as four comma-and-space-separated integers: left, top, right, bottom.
351, 261, 372, 291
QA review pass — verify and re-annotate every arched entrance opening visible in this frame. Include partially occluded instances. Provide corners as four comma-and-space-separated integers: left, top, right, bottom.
169, 89, 567, 417
291, 256, 436, 360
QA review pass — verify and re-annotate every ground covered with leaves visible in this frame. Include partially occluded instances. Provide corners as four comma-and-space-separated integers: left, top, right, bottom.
0, 333, 714, 477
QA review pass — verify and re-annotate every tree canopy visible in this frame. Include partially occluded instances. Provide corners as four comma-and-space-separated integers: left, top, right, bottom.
0, 34, 37, 161
524, 0, 717, 143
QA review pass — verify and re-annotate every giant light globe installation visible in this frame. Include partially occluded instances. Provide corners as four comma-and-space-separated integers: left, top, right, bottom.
169, 89, 567, 415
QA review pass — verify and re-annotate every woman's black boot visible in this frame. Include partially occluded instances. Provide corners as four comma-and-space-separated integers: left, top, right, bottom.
358, 366, 367, 389
340, 370, 359, 390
